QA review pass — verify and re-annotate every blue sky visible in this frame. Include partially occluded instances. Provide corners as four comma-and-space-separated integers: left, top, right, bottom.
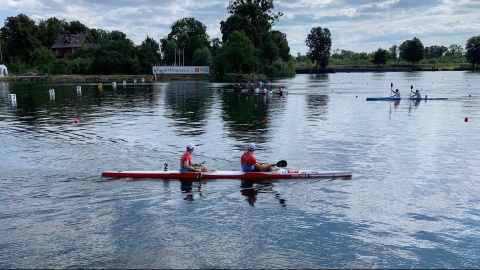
1, 0, 479, 55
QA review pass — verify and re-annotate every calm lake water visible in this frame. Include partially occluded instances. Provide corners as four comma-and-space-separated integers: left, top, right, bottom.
1, 71, 479, 269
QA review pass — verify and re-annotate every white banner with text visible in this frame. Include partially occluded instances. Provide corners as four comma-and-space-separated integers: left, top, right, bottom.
152, 66, 210, 75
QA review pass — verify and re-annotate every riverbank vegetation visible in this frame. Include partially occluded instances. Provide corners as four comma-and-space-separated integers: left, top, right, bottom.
1, 0, 479, 80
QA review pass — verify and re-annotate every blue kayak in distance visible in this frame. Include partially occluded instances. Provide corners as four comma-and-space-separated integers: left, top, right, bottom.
366, 96, 448, 101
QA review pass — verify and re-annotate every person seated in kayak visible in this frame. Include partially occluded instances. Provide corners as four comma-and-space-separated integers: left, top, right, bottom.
241, 143, 275, 172
180, 143, 210, 172
276, 86, 283, 96
247, 80, 253, 91
233, 82, 241, 91
391, 89, 400, 98
412, 90, 421, 98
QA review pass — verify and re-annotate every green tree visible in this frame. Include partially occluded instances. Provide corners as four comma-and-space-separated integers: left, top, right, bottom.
372, 48, 388, 66
424, 45, 448, 59
160, 38, 178, 66
227, 0, 283, 24
261, 34, 279, 66
1, 14, 41, 65
399, 37, 424, 66
191, 47, 212, 66
7, 55, 27, 73
66, 20, 88, 34
88, 28, 107, 43
305, 27, 332, 68
214, 31, 258, 74
445, 44, 464, 56
220, 14, 254, 43
295, 52, 309, 63
388, 45, 398, 59
37, 17, 68, 47
270, 30, 290, 62
220, 0, 290, 76
259, 30, 292, 76
388, 45, 400, 66
32, 46, 56, 74
136, 36, 161, 73
210, 37, 221, 58
163, 17, 210, 66
465, 35, 480, 67
0, 38, 6, 64
221, 3, 271, 47
91, 30, 139, 74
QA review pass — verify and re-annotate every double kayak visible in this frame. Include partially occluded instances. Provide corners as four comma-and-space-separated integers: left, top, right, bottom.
101, 169, 352, 180
366, 96, 448, 101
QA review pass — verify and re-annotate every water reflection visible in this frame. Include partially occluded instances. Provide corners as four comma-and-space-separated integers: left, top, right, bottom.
3, 83, 161, 126
164, 81, 213, 135
240, 180, 286, 207
308, 73, 330, 88
408, 100, 422, 113
306, 95, 329, 121
1, 80, 298, 151
220, 93, 269, 132
2, 72, 480, 268
180, 180, 202, 201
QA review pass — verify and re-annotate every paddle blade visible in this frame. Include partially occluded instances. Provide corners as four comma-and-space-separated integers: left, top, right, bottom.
276, 160, 287, 167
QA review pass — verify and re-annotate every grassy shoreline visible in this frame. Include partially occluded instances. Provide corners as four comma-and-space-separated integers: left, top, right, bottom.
0, 64, 477, 83
0, 74, 213, 83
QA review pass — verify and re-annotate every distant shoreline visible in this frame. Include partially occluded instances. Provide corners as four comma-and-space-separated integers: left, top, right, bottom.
296, 67, 413, 74
0, 74, 213, 83
0, 67, 468, 83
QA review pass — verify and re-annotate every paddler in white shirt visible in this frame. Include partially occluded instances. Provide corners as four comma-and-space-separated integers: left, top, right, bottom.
412, 90, 421, 98
391, 89, 400, 98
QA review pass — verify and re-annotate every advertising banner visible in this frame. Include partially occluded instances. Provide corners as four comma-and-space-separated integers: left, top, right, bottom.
152, 66, 209, 75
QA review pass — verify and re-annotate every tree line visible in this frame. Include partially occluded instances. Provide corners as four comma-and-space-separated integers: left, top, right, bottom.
1, 0, 479, 78
303, 29, 480, 69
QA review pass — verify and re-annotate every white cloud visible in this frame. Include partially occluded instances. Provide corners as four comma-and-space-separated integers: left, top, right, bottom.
0, 0, 478, 55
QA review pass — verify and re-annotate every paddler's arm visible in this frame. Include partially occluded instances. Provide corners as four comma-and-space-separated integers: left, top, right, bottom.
184, 161, 200, 172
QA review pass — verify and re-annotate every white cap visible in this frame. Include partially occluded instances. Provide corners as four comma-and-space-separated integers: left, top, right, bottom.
186, 143, 195, 150
248, 143, 256, 151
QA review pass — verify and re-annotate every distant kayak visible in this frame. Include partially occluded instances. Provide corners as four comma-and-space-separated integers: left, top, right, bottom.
366, 96, 448, 101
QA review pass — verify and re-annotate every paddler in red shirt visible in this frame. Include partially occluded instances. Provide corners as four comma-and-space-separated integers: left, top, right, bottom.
240, 143, 275, 172
180, 143, 210, 172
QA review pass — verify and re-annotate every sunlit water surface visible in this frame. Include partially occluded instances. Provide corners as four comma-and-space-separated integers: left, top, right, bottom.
1, 71, 479, 268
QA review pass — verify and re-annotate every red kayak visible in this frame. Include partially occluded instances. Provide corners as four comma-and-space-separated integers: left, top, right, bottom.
101, 169, 352, 180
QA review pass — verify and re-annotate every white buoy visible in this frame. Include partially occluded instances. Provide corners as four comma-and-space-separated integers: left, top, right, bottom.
8, 94, 17, 106
141, 78, 145, 83
133, 79, 137, 83
76, 86, 81, 95
49, 89, 55, 100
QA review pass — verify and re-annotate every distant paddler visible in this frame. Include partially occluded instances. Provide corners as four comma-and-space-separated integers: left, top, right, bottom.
391, 89, 400, 98
411, 89, 421, 98
276, 86, 283, 96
